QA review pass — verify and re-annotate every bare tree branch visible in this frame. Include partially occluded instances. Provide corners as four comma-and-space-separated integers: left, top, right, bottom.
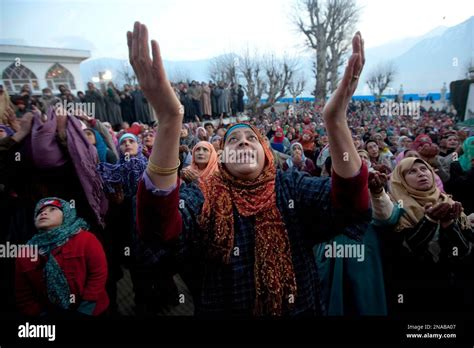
117, 62, 137, 87
366, 62, 397, 99
208, 53, 239, 84
293, 0, 359, 101
168, 67, 192, 84
288, 73, 307, 103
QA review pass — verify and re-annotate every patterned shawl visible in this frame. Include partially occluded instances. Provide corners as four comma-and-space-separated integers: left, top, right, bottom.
198, 124, 297, 316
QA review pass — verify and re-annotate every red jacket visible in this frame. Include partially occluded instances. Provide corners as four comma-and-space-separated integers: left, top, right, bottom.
15, 230, 109, 316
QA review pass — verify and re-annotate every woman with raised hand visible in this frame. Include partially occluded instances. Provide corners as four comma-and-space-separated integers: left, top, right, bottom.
370, 157, 473, 313
15, 197, 109, 317
130, 22, 369, 316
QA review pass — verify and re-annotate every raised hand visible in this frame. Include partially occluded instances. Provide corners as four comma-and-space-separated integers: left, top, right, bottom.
372, 164, 391, 175
323, 32, 365, 123
127, 22, 182, 126
320, 32, 365, 178
11, 112, 34, 143
368, 171, 388, 194
449, 201, 463, 220
418, 143, 439, 159
425, 202, 451, 223
127, 22, 182, 189
181, 167, 199, 183
74, 106, 93, 122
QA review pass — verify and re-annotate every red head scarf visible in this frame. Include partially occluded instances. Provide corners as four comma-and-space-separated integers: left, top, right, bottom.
198, 124, 297, 315
412, 134, 432, 151
272, 126, 285, 143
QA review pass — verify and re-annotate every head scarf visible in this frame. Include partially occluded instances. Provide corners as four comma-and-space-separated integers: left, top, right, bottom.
198, 124, 297, 315
211, 135, 222, 143
300, 129, 315, 152
97, 135, 148, 198
412, 134, 432, 151
390, 158, 468, 232
28, 107, 108, 227
180, 124, 198, 149
141, 130, 155, 158
119, 133, 137, 145
127, 123, 142, 136
459, 136, 474, 172
86, 128, 108, 163
224, 124, 251, 141
196, 126, 208, 141
286, 142, 306, 169
188, 141, 219, 186
28, 197, 89, 310
272, 127, 285, 143
397, 136, 409, 151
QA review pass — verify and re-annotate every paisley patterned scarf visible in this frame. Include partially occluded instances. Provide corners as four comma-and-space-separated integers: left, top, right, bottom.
198, 124, 297, 315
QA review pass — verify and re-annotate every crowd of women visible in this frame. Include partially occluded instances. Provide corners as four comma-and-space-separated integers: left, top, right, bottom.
0, 22, 473, 318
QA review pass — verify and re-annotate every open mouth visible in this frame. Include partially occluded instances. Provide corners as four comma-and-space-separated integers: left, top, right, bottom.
238, 151, 256, 163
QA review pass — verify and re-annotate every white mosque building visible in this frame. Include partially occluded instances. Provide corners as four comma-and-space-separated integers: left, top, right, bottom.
0, 44, 90, 95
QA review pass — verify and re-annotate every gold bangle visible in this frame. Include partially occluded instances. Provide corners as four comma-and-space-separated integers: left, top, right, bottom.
147, 159, 181, 176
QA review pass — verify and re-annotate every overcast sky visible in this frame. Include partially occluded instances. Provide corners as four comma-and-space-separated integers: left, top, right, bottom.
1, 0, 473, 61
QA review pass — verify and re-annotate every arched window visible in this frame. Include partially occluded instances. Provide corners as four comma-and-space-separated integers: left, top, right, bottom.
2, 63, 40, 93
46, 63, 76, 91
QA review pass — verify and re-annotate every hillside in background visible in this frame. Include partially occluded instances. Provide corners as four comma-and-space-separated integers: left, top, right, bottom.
80, 16, 474, 96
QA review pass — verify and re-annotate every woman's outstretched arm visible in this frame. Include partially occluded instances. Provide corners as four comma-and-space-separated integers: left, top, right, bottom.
323, 32, 365, 179
127, 21, 182, 190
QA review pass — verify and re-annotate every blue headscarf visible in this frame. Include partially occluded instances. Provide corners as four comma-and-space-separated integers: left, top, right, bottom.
459, 136, 474, 172
87, 128, 108, 163
96, 134, 148, 197
223, 123, 251, 142
27, 197, 89, 310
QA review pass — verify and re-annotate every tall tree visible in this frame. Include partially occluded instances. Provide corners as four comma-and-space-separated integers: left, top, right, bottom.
208, 53, 239, 84
239, 50, 295, 114
288, 74, 307, 104
366, 62, 397, 99
294, 0, 359, 102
